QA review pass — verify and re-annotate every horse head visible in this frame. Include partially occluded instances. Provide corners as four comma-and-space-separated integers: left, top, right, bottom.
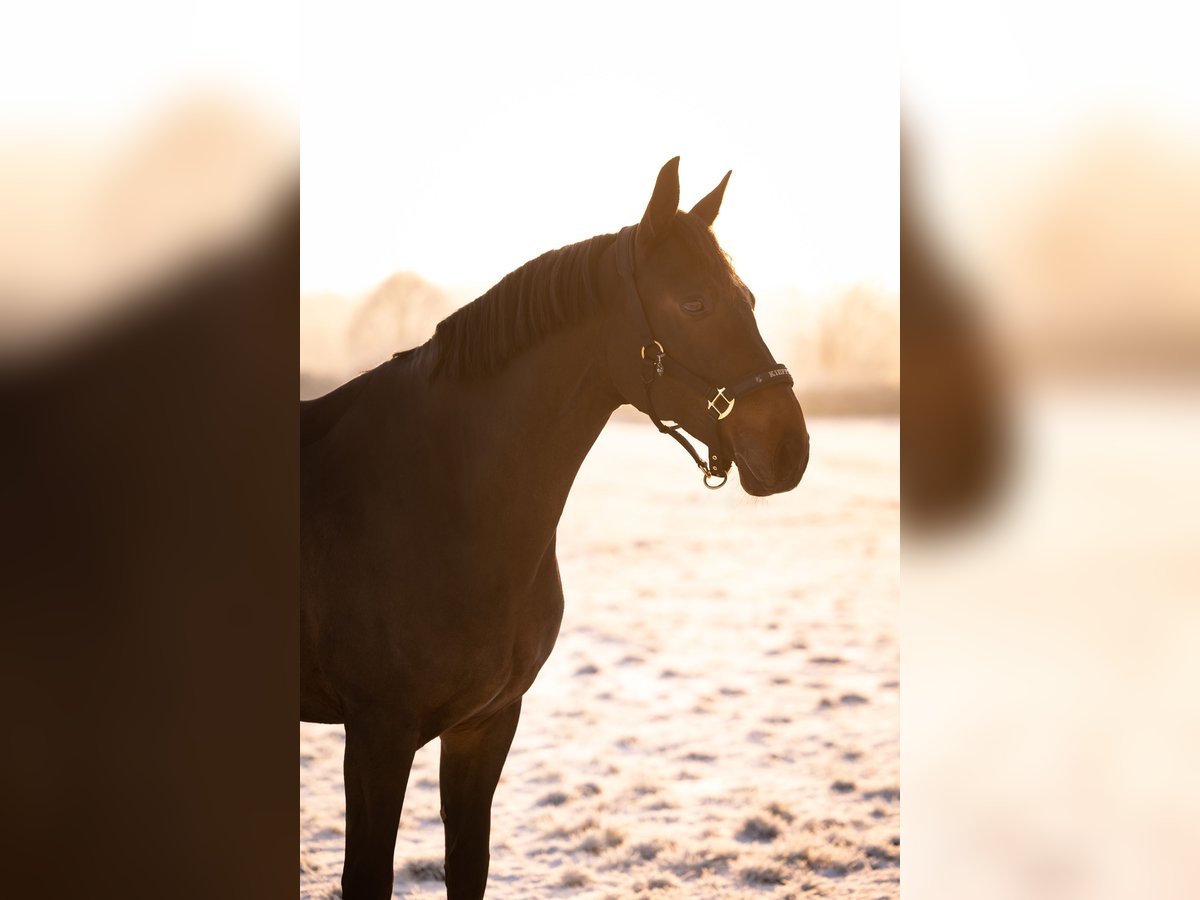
605, 157, 810, 496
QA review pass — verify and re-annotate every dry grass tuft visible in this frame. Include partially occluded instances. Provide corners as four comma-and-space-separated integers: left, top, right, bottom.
578, 827, 625, 855
537, 790, 569, 807
560, 867, 591, 888
767, 802, 796, 823
669, 849, 740, 879
737, 816, 781, 843
402, 858, 445, 882
740, 863, 790, 886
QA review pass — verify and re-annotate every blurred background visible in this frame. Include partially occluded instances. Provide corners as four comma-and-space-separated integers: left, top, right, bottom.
0, 3, 296, 361
10, 1, 1197, 897
299, 1, 899, 412
903, 2, 1200, 898
1, 4, 298, 899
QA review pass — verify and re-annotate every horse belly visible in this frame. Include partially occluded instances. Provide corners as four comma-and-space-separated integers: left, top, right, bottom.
421, 582, 565, 736
300, 600, 344, 723
303, 522, 566, 738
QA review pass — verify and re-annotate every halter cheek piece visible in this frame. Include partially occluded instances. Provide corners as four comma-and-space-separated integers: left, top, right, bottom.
614, 225, 794, 489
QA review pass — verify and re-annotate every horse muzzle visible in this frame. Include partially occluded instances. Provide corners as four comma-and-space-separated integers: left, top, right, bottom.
734, 428, 809, 496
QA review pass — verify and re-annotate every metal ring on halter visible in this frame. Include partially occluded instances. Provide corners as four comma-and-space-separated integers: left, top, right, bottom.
640, 340, 665, 378
639, 340, 665, 360
703, 471, 728, 489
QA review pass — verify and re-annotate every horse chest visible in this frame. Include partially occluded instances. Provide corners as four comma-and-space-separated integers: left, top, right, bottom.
424, 575, 564, 732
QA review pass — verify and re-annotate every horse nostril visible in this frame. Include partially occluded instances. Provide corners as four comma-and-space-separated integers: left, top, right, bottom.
774, 433, 810, 482
796, 433, 810, 478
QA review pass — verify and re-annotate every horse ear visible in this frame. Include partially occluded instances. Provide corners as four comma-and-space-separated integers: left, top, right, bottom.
689, 170, 732, 226
638, 156, 681, 249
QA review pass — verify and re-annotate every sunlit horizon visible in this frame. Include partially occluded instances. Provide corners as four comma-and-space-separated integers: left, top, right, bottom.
301, 2, 898, 300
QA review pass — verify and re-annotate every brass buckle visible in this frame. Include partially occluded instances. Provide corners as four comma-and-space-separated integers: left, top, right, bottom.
707, 387, 735, 420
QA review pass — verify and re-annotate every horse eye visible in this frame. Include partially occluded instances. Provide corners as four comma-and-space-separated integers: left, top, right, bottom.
681, 297, 706, 314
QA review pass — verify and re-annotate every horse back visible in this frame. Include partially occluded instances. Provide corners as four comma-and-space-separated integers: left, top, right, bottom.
300, 370, 374, 448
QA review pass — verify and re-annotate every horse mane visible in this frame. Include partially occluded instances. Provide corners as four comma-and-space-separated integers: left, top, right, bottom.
424, 212, 739, 380
426, 233, 614, 379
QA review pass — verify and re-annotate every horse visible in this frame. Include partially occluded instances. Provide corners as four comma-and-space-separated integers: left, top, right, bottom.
300, 158, 810, 899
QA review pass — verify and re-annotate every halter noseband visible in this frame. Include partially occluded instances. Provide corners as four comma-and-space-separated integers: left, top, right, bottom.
614, 225, 795, 489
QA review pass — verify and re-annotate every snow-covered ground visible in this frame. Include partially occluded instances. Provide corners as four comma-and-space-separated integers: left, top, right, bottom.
301, 416, 899, 899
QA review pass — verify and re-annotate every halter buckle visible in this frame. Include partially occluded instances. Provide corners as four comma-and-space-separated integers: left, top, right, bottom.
707, 387, 735, 420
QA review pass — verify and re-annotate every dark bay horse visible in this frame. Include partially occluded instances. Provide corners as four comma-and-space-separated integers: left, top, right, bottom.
300, 158, 809, 899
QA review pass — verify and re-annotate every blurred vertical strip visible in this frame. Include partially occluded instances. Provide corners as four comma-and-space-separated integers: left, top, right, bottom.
903, 3, 1200, 897
0, 7, 298, 897
900, 129, 1010, 531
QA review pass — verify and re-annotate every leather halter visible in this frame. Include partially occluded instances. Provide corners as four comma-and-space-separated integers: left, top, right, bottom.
614, 225, 795, 489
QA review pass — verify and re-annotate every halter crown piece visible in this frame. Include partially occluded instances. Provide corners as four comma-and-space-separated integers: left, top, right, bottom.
613, 225, 794, 489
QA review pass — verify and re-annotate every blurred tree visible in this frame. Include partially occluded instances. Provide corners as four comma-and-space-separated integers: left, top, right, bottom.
345, 271, 452, 373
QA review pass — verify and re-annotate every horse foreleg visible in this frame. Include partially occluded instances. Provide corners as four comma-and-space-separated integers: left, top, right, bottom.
438, 700, 522, 900
341, 716, 417, 900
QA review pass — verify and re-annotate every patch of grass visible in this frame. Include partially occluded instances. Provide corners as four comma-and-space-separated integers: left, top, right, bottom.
865, 844, 900, 867
402, 858, 445, 882
741, 864, 790, 886
737, 816, 781, 843
767, 801, 796, 823
669, 850, 739, 879
537, 790, 569, 807
636, 876, 678, 892
862, 786, 899, 803
799, 817, 849, 833
630, 840, 666, 862
544, 816, 597, 841
643, 799, 677, 811
560, 868, 590, 888
776, 845, 865, 878
578, 828, 625, 855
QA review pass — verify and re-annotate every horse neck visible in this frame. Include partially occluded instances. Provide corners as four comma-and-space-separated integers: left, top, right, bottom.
429, 314, 621, 561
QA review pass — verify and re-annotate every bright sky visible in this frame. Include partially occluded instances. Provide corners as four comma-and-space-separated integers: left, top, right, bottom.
1, 1, 296, 132
902, 0, 1200, 262
903, 0, 1200, 142
301, 2, 899, 297
8, 2, 1192, 304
